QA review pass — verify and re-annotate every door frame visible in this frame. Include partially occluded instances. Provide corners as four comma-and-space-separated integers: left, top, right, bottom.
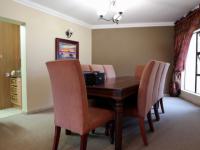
20, 25, 27, 113
0, 17, 27, 112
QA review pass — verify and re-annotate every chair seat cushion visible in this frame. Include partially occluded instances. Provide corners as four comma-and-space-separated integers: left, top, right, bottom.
88, 107, 114, 130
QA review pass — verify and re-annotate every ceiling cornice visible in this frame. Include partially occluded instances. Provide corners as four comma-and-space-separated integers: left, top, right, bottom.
14, 0, 175, 30
14, 0, 92, 28
91, 22, 174, 29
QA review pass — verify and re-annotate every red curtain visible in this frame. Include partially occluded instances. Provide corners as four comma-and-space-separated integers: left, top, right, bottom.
170, 7, 200, 96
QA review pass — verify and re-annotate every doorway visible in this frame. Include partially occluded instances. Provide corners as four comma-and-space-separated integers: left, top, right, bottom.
0, 19, 25, 118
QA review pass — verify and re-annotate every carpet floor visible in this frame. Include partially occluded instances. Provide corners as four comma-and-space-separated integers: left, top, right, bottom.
0, 97, 200, 150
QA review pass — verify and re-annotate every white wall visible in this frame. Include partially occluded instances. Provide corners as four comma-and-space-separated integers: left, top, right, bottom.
0, 0, 92, 112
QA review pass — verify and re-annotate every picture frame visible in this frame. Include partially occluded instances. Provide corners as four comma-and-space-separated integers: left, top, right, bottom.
55, 38, 79, 60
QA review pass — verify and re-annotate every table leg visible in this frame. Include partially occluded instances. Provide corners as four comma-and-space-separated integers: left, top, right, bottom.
115, 101, 123, 150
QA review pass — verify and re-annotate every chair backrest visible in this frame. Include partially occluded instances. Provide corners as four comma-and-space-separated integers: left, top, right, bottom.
135, 65, 145, 80
152, 62, 165, 104
158, 62, 170, 100
81, 64, 91, 72
46, 60, 89, 134
137, 60, 160, 117
103, 65, 116, 79
90, 64, 105, 73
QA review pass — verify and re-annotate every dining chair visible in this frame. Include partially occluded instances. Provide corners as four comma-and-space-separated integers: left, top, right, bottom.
135, 63, 170, 121
154, 61, 170, 121
46, 60, 114, 150
152, 62, 165, 121
135, 65, 145, 80
103, 65, 116, 79
124, 60, 160, 145
90, 64, 105, 73
81, 64, 91, 72
157, 62, 170, 114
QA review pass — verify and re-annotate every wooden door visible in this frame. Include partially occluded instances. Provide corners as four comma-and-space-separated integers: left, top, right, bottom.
0, 21, 20, 109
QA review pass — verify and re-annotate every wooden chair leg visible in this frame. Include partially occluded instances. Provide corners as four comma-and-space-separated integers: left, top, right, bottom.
147, 111, 154, 132
105, 123, 109, 136
109, 121, 115, 144
80, 134, 89, 150
65, 129, 72, 135
160, 98, 165, 113
92, 129, 95, 134
52, 126, 61, 150
138, 117, 148, 146
154, 102, 160, 121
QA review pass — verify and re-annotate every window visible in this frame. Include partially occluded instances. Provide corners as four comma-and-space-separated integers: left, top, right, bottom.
184, 31, 200, 94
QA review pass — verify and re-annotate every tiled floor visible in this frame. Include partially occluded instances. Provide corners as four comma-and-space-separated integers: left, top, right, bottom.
0, 107, 21, 118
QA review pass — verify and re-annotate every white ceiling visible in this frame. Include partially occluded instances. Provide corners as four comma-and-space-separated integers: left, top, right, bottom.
18, 0, 200, 27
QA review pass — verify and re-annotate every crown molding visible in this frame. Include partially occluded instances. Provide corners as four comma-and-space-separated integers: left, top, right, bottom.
14, 0, 91, 28
91, 22, 174, 29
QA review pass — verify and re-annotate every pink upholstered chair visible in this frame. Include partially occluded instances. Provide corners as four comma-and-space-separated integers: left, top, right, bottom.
90, 64, 104, 73
124, 60, 160, 145
152, 62, 165, 121
135, 65, 145, 80
103, 65, 116, 79
154, 61, 170, 121
157, 62, 170, 114
81, 64, 91, 72
134, 63, 169, 121
46, 60, 114, 150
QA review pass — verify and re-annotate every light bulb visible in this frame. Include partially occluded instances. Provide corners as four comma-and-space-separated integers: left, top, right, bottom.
113, 12, 122, 20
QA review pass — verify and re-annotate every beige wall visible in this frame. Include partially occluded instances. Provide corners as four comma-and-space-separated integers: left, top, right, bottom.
0, 0, 92, 112
92, 27, 174, 92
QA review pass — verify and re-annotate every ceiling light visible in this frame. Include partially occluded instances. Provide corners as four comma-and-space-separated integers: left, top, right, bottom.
98, 0, 123, 24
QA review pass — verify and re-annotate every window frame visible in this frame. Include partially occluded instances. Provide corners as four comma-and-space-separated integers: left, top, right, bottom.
184, 31, 200, 94
195, 32, 200, 93
181, 29, 200, 95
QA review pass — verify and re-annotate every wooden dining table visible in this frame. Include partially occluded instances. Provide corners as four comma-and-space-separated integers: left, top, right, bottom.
87, 76, 139, 150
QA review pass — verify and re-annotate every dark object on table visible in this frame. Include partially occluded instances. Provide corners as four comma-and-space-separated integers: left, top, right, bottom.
83, 71, 105, 85
93, 71, 105, 85
83, 72, 95, 85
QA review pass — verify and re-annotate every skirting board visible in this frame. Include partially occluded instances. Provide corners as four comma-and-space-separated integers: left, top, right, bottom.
180, 90, 200, 106
164, 93, 170, 97
24, 106, 53, 114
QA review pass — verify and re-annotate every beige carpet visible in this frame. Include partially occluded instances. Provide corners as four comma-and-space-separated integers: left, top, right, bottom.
0, 97, 200, 150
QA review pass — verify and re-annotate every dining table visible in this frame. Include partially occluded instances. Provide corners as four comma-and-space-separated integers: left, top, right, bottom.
86, 76, 140, 150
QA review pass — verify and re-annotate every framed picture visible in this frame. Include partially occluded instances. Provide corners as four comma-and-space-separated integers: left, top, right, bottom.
55, 38, 79, 60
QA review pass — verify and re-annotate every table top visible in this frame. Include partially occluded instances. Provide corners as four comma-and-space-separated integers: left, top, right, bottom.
87, 76, 139, 101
